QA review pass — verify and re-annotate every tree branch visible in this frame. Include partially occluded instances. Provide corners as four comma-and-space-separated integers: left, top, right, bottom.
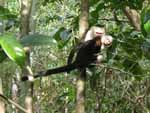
0, 94, 28, 113
123, 6, 141, 31
99, 18, 128, 23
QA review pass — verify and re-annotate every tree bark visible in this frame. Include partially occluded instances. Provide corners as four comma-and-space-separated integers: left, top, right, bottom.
0, 79, 5, 113
79, 0, 89, 38
123, 6, 141, 31
0, 0, 4, 34
0, 1, 5, 112
11, 79, 19, 113
20, 0, 33, 113
76, 0, 89, 113
29, 0, 37, 33
20, 0, 32, 37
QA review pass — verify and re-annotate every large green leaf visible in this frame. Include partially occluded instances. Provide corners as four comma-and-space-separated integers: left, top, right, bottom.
20, 32, 71, 49
0, 34, 26, 67
20, 34, 55, 46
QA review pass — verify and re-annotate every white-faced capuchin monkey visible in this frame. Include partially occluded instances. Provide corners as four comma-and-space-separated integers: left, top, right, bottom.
21, 26, 113, 81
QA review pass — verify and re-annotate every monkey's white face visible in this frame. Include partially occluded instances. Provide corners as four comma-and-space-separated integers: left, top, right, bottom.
101, 35, 113, 45
84, 26, 106, 41
101, 35, 113, 49
93, 26, 105, 37
101, 35, 113, 46
100, 35, 113, 50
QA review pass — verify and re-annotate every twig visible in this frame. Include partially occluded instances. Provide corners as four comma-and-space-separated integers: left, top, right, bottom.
0, 94, 28, 113
99, 18, 128, 23
26, 65, 33, 75
95, 64, 134, 76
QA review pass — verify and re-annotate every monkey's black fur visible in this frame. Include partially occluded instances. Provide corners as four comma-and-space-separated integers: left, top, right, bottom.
21, 36, 101, 81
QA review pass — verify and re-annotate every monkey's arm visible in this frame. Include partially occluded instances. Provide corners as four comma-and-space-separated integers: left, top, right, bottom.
67, 42, 84, 64
67, 41, 92, 65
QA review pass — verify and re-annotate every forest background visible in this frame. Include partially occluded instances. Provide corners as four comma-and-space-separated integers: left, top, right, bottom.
0, 0, 150, 113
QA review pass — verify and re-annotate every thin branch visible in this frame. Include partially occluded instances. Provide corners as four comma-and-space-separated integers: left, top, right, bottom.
95, 64, 135, 76
0, 94, 28, 113
26, 65, 33, 75
99, 18, 128, 23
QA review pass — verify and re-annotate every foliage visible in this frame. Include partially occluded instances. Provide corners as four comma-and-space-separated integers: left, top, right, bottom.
20, 27, 71, 49
141, 6, 150, 36
0, 6, 17, 19
0, 34, 26, 67
0, 0, 150, 113
104, 0, 144, 9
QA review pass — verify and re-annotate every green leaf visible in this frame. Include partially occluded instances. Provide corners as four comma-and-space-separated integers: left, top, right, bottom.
141, 6, 150, 36
0, 6, 17, 19
141, 7, 150, 23
53, 27, 71, 48
89, 3, 104, 25
20, 34, 55, 46
0, 34, 26, 67
21, 32, 71, 49
144, 20, 150, 35
53, 27, 65, 41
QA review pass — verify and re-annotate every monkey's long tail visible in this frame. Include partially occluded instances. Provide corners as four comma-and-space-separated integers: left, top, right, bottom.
21, 63, 77, 81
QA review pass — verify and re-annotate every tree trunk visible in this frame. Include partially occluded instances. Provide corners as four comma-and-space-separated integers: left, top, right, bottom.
76, 0, 89, 113
20, 0, 32, 37
30, 0, 37, 33
20, 0, 33, 113
123, 6, 141, 31
76, 69, 86, 113
0, 79, 5, 113
11, 78, 19, 113
0, 0, 5, 112
0, 0, 4, 34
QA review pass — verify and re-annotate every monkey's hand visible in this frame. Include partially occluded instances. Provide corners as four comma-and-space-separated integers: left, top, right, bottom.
96, 55, 104, 64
